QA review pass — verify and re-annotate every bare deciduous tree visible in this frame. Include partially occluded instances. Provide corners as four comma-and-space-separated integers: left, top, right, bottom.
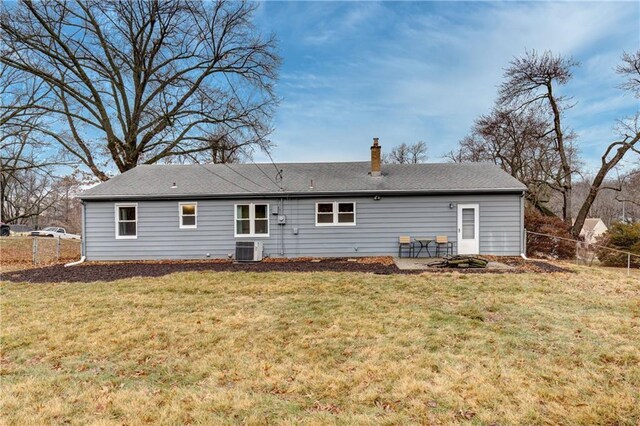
170, 134, 249, 164
384, 141, 428, 164
453, 49, 640, 237
0, 0, 280, 181
572, 52, 640, 235
569, 170, 640, 226
37, 173, 87, 233
446, 107, 575, 209
2, 168, 58, 225
1, 64, 63, 222
498, 50, 579, 225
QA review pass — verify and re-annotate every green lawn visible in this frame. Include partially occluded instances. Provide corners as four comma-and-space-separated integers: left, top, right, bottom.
1, 267, 639, 424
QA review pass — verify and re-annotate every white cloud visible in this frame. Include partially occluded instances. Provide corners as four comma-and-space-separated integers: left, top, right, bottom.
302, 2, 384, 45
261, 1, 639, 169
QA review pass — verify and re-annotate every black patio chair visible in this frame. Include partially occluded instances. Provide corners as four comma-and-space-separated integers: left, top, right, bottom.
435, 235, 454, 257
398, 236, 414, 258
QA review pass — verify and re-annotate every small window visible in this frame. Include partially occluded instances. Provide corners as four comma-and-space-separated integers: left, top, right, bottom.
315, 202, 356, 226
179, 202, 197, 228
316, 203, 334, 224
236, 204, 251, 235
235, 203, 269, 237
338, 202, 355, 223
254, 204, 268, 235
115, 203, 137, 239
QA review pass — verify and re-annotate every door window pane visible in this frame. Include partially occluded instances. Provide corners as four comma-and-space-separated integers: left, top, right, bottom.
462, 208, 475, 239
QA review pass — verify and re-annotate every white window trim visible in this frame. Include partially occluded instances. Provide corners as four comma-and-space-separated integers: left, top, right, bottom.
315, 201, 356, 227
234, 203, 270, 237
114, 203, 138, 239
179, 202, 198, 229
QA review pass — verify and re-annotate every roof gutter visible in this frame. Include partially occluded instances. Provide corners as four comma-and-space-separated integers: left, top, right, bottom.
78, 187, 528, 202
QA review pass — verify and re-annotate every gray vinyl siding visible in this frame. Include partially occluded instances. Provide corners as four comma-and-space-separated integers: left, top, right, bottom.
84, 194, 523, 260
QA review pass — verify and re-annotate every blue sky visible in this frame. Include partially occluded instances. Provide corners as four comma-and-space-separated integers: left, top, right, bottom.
252, 1, 639, 172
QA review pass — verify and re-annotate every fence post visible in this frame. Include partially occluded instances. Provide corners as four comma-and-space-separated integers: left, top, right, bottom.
56, 237, 60, 261
629, 253, 631, 277
575, 241, 579, 265
32, 237, 38, 265
523, 229, 527, 257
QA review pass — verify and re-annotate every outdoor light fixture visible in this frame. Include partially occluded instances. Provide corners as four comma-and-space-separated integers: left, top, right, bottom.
171, 182, 177, 189
449, 203, 455, 209
374, 195, 381, 201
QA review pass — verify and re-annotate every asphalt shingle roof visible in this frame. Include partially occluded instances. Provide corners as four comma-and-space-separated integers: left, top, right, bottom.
581, 218, 604, 232
80, 161, 527, 200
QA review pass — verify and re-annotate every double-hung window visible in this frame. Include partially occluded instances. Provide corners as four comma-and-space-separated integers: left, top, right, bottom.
115, 203, 137, 239
235, 203, 269, 237
179, 202, 197, 228
315, 202, 356, 226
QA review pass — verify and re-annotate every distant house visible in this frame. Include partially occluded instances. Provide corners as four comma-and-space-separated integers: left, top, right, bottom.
579, 218, 608, 244
78, 139, 527, 261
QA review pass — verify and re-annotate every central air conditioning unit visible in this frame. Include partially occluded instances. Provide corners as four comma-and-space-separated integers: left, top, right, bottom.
235, 241, 263, 262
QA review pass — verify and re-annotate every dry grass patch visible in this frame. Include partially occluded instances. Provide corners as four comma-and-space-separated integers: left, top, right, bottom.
1, 267, 639, 424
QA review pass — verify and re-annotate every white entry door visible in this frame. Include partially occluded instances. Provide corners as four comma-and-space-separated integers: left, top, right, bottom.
457, 204, 479, 255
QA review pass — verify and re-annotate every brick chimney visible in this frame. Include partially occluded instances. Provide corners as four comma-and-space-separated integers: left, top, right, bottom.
370, 137, 381, 176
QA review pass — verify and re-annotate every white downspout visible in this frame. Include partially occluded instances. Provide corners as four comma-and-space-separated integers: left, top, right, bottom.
520, 191, 527, 259
66, 200, 87, 267
280, 197, 285, 256
65, 256, 86, 267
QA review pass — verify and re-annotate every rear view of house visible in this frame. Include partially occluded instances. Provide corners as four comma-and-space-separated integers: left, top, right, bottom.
79, 139, 527, 261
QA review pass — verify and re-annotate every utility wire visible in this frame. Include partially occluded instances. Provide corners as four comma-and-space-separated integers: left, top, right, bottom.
193, 162, 253, 193
220, 161, 273, 190
265, 149, 283, 182
222, 72, 283, 190
250, 159, 281, 188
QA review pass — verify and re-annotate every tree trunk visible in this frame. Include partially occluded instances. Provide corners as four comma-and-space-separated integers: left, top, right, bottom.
547, 83, 573, 225
572, 185, 598, 238
571, 132, 640, 237
562, 189, 571, 225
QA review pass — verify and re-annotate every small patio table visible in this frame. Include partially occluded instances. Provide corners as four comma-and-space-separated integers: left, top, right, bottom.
413, 237, 434, 257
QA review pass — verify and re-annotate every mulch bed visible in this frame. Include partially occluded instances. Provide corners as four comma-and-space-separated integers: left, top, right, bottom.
2, 259, 402, 283
489, 256, 570, 273
1, 257, 571, 283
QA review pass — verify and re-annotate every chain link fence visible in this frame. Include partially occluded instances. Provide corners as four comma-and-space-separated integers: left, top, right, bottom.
1, 236, 81, 267
526, 230, 639, 277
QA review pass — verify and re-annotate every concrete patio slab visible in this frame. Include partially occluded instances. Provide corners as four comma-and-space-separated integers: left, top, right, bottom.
393, 257, 515, 270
